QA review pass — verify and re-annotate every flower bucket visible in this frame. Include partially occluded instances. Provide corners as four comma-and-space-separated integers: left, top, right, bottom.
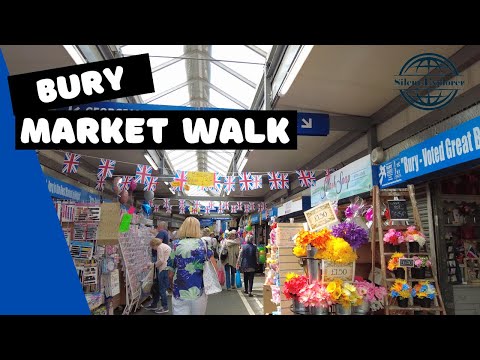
292, 298, 309, 315
336, 304, 352, 315
388, 244, 401, 252
397, 297, 409, 308
411, 267, 425, 279
353, 300, 370, 315
408, 242, 420, 253
394, 268, 405, 279
413, 296, 422, 306
306, 246, 321, 283
421, 297, 432, 308
309, 306, 329, 315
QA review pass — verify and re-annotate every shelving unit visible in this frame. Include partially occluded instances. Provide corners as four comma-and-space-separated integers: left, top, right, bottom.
372, 185, 446, 315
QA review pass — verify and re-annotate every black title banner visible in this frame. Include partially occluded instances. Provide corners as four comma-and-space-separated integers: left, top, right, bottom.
16, 110, 298, 150
8, 54, 154, 115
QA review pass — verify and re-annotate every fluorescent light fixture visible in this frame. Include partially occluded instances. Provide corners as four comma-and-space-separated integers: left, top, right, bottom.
144, 152, 159, 170
169, 187, 175, 194
238, 158, 248, 173
164, 182, 170, 185
63, 45, 86, 64
279, 45, 314, 97
239, 149, 248, 160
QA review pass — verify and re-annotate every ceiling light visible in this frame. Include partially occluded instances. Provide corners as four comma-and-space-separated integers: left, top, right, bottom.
164, 182, 170, 185
63, 45, 86, 64
144, 152, 159, 170
279, 45, 314, 97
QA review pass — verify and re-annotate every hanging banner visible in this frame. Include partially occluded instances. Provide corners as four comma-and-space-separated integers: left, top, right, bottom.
187, 171, 215, 187
310, 155, 373, 207
378, 115, 480, 188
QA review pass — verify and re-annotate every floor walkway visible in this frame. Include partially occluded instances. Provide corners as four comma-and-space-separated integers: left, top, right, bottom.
135, 275, 265, 315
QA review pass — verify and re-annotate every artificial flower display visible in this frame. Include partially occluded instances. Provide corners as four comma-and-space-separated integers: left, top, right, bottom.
383, 228, 405, 245
315, 236, 358, 264
271, 285, 281, 305
412, 281, 436, 299
332, 221, 369, 249
389, 279, 412, 299
283, 274, 308, 300
412, 255, 432, 268
354, 280, 388, 311
403, 226, 427, 247
364, 206, 374, 223
297, 281, 333, 308
293, 244, 307, 257
293, 229, 331, 250
326, 279, 361, 308
326, 279, 343, 302
387, 252, 405, 271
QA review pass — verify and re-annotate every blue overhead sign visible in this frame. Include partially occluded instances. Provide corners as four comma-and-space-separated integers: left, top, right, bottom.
378, 115, 480, 188
297, 112, 329, 136
64, 101, 230, 111
45, 175, 102, 203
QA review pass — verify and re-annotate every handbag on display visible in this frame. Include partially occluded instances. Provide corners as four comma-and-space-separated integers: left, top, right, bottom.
202, 239, 222, 295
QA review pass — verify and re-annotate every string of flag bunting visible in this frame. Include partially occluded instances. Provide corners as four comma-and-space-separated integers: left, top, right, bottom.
148, 198, 268, 215
60, 151, 335, 194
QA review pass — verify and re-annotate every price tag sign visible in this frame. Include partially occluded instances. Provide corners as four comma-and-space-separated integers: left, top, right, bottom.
304, 200, 338, 231
399, 258, 414, 267
171, 181, 180, 187
387, 200, 408, 221
187, 171, 215, 187
322, 260, 355, 282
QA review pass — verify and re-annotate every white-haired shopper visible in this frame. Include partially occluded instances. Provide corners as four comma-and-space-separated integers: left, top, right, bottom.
236, 234, 259, 297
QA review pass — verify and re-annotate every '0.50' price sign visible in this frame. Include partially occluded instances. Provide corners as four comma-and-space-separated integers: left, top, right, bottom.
321, 260, 355, 282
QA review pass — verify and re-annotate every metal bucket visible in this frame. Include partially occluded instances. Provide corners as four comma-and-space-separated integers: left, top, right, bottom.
293, 298, 309, 315
306, 246, 321, 283
309, 306, 329, 315
336, 304, 353, 315
353, 300, 370, 315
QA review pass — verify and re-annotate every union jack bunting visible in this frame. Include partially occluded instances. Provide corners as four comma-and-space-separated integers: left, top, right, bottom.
135, 164, 152, 184
206, 201, 215, 209
165, 206, 172, 214
153, 205, 160, 212
179, 199, 186, 214
267, 172, 280, 190
217, 207, 224, 214
224, 176, 237, 193
97, 158, 116, 179
213, 173, 224, 192
95, 177, 106, 191
230, 205, 238, 213
236, 202, 243, 210
296, 170, 316, 187
238, 172, 254, 191
204, 207, 211, 215
244, 204, 250, 213
122, 176, 134, 191
62, 152, 81, 174
144, 176, 158, 192
252, 175, 263, 189
190, 206, 199, 214
277, 173, 289, 190
174, 170, 188, 191
220, 201, 229, 210
163, 198, 170, 209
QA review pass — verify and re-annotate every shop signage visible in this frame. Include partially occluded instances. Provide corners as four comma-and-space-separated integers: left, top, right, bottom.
387, 200, 409, 221
187, 171, 214, 187
199, 218, 214, 227
45, 174, 101, 203
251, 213, 260, 224
304, 200, 338, 231
261, 207, 277, 220
322, 260, 355, 282
297, 112, 329, 136
378, 115, 480, 188
399, 258, 414, 267
310, 155, 373, 207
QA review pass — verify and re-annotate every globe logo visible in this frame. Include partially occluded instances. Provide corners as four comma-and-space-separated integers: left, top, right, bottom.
394, 53, 464, 110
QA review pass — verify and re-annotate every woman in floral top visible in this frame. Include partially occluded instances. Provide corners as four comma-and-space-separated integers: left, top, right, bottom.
167, 217, 217, 315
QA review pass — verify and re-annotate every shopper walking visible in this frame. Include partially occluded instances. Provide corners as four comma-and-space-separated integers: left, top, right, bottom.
155, 221, 170, 245
237, 234, 259, 297
145, 238, 171, 313
221, 229, 241, 290
167, 217, 217, 315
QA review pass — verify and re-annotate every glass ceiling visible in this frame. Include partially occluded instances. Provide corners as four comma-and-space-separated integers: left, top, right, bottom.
120, 45, 272, 197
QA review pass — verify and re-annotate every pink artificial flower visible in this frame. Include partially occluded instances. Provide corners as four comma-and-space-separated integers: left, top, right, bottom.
365, 207, 374, 222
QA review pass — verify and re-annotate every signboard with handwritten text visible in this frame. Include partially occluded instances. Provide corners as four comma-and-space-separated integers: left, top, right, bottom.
304, 201, 338, 231
322, 260, 355, 282
187, 171, 214, 187
399, 258, 414, 267
387, 200, 409, 220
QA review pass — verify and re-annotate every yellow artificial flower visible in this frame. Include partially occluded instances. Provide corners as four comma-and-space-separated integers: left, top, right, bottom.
286, 272, 299, 282
293, 245, 307, 257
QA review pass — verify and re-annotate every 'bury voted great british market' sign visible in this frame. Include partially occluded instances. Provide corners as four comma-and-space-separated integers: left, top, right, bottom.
378, 115, 480, 188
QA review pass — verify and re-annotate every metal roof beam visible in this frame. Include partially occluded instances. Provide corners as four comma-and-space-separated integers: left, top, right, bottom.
207, 82, 249, 109
151, 57, 183, 74
211, 58, 256, 88
145, 80, 190, 104
245, 45, 267, 58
